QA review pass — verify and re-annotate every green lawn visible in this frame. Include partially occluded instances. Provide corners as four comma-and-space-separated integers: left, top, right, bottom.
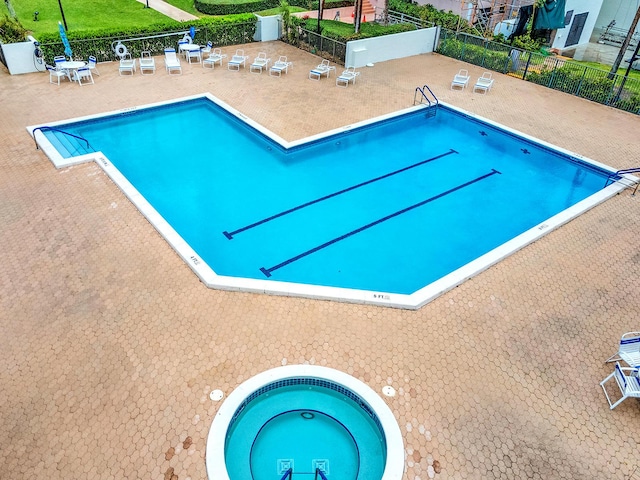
255, 5, 306, 15
5, 0, 172, 37
571, 60, 640, 80
163, 0, 203, 16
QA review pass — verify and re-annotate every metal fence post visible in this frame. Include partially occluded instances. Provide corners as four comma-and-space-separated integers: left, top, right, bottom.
575, 66, 587, 97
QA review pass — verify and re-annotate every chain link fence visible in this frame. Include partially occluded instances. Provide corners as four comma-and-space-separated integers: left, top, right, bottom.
296, 27, 346, 65
437, 29, 640, 115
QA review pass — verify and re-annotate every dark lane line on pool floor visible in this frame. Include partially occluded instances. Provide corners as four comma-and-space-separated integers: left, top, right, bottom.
223, 149, 459, 240
259, 169, 502, 278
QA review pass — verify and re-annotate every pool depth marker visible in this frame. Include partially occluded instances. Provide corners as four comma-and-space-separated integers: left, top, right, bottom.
223, 149, 458, 240
259, 169, 501, 278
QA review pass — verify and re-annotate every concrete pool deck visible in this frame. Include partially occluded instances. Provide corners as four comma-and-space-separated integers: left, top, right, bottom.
1, 41, 640, 479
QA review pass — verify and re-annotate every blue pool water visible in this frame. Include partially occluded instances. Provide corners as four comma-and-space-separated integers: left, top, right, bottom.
224, 384, 386, 479
41, 97, 613, 295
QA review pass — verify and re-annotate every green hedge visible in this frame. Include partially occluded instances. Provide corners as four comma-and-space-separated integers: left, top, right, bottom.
36, 15, 256, 63
304, 18, 415, 41
437, 36, 511, 72
195, 0, 351, 16
388, 0, 473, 33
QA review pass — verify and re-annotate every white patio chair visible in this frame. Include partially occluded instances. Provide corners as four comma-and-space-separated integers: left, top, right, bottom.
473, 72, 494, 94
164, 48, 182, 75
227, 49, 249, 71
53, 56, 70, 80
451, 69, 470, 90
249, 52, 270, 73
600, 362, 640, 409
201, 41, 213, 54
336, 66, 360, 87
606, 332, 640, 369
203, 48, 227, 69
309, 59, 335, 80
119, 53, 136, 76
75, 67, 94, 86
269, 56, 292, 77
139, 51, 156, 74
46, 64, 67, 85
88, 55, 100, 76
187, 47, 202, 64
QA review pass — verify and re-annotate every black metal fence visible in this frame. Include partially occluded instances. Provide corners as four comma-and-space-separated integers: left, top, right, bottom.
437, 29, 640, 115
296, 28, 346, 65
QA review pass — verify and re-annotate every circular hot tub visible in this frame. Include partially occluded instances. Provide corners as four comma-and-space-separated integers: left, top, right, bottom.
206, 365, 404, 480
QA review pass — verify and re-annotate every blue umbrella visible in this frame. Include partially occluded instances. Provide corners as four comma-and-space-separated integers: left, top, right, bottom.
58, 21, 72, 59
189, 26, 195, 41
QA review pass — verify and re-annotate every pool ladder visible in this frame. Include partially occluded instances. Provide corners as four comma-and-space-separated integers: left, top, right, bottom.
278, 468, 328, 479
32, 126, 94, 156
604, 167, 640, 195
414, 84, 439, 117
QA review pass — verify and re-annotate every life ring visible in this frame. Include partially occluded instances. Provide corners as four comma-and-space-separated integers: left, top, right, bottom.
114, 42, 128, 58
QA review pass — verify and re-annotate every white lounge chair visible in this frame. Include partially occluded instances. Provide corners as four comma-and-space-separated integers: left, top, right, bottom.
309, 59, 335, 80
606, 332, 640, 369
88, 55, 100, 76
451, 69, 470, 90
600, 362, 640, 409
203, 48, 227, 69
75, 67, 94, 86
119, 53, 136, 76
46, 64, 67, 85
164, 48, 182, 75
228, 49, 249, 70
139, 51, 156, 75
336, 66, 360, 87
269, 56, 292, 77
473, 72, 494, 94
250, 52, 271, 73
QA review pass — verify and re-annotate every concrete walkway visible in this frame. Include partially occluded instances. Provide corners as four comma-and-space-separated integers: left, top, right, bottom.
134, 0, 198, 21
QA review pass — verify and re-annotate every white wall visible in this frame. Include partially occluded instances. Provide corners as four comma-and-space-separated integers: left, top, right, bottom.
1, 38, 42, 75
345, 27, 438, 68
254, 15, 281, 42
595, 0, 640, 33
551, 0, 604, 51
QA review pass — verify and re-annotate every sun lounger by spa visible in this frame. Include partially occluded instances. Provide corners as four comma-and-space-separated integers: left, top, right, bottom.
336, 66, 360, 87
309, 59, 335, 80
203, 48, 227, 69
473, 72, 494, 94
228, 50, 249, 71
164, 48, 182, 75
451, 69, 470, 90
270, 56, 293, 77
250, 52, 271, 73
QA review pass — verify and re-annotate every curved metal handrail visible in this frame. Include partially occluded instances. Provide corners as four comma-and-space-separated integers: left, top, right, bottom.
32, 126, 93, 153
604, 167, 640, 195
414, 84, 439, 107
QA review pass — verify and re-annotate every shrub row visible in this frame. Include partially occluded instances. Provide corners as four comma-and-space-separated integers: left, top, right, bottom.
195, 0, 351, 16
304, 18, 415, 42
36, 15, 256, 63
388, 0, 474, 33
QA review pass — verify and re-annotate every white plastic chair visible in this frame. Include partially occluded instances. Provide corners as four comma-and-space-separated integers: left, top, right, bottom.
336, 66, 360, 87
203, 48, 227, 69
47, 64, 67, 85
250, 52, 271, 73
451, 69, 470, 90
606, 332, 640, 368
139, 51, 155, 74
119, 53, 136, 75
269, 56, 292, 77
309, 59, 335, 80
75, 67, 94, 86
227, 49, 249, 71
201, 41, 213, 54
187, 47, 202, 64
164, 48, 182, 75
600, 362, 640, 409
473, 72, 494, 94
88, 55, 100, 76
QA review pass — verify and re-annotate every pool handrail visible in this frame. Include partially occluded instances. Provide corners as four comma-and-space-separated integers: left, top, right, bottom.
414, 84, 439, 107
604, 167, 640, 195
315, 468, 329, 480
32, 126, 93, 154
280, 467, 292, 480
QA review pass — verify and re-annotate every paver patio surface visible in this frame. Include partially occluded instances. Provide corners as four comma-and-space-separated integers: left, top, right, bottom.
1, 42, 640, 479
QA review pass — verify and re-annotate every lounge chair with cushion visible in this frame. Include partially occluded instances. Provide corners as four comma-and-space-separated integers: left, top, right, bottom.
119, 53, 136, 76
269, 56, 293, 77
451, 69, 470, 90
203, 48, 227, 69
139, 51, 156, 75
606, 332, 640, 369
228, 49, 249, 71
250, 52, 271, 73
309, 59, 335, 80
600, 362, 640, 409
336, 66, 360, 87
164, 48, 182, 75
473, 72, 494, 93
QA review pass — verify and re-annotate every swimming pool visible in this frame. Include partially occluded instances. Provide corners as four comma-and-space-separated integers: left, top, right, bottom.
29, 93, 628, 308
206, 365, 404, 480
